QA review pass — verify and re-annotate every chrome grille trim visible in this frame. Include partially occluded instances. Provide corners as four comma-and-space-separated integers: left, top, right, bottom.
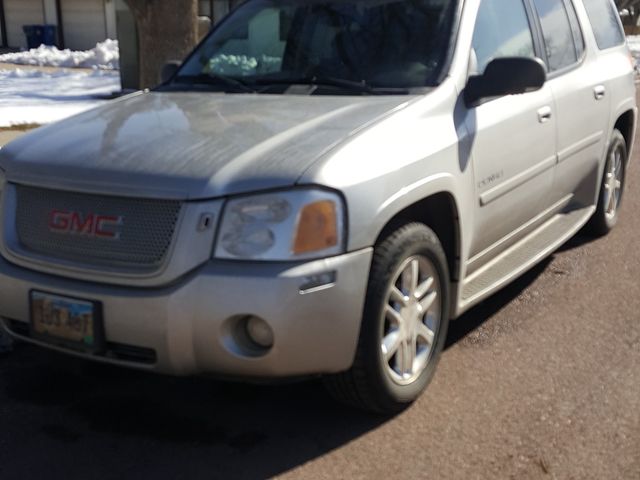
14, 185, 182, 271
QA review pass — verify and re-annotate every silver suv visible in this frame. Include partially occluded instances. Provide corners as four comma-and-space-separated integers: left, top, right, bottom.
0, 0, 635, 413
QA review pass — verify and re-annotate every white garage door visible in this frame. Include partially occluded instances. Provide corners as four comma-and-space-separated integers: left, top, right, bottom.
4, 0, 44, 49
61, 0, 107, 51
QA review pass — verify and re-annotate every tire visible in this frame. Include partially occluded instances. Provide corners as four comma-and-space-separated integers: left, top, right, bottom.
324, 222, 450, 414
585, 129, 627, 236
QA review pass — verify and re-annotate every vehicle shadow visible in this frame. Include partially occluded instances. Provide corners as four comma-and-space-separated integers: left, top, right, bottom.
1, 344, 388, 479
445, 257, 552, 349
555, 231, 597, 253
1, 257, 553, 480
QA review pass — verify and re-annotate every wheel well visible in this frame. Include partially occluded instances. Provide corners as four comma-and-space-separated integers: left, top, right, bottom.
375, 193, 460, 281
614, 110, 635, 159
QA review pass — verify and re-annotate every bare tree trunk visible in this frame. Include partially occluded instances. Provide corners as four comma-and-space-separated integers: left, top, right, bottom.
124, 0, 198, 89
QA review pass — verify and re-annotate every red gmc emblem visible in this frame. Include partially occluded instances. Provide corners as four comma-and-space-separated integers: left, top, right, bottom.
48, 210, 123, 239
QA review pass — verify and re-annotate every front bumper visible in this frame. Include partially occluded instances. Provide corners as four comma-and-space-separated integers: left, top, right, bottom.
0, 248, 372, 377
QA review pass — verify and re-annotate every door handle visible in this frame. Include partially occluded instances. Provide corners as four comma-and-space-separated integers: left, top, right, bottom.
594, 85, 606, 100
537, 106, 552, 123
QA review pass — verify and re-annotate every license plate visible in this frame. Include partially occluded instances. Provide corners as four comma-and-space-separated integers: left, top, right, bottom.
30, 291, 103, 352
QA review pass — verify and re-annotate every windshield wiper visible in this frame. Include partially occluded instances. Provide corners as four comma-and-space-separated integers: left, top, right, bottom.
174, 72, 258, 93
255, 74, 374, 94
255, 75, 409, 95
295, 75, 375, 93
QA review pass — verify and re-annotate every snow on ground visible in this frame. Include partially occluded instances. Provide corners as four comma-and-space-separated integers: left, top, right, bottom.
0, 68, 120, 127
0, 39, 119, 70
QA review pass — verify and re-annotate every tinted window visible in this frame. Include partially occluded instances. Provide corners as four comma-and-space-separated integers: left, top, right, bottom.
472, 0, 535, 73
531, 0, 577, 71
583, 0, 625, 49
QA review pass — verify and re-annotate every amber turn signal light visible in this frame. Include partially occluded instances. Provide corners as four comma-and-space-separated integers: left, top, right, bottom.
292, 200, 338, 254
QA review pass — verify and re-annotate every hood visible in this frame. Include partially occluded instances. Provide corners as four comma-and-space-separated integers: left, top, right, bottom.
0, 91, 412, 200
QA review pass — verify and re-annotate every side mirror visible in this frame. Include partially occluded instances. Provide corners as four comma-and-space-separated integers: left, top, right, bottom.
464, 57, 547, 107
160, 61, 181, 84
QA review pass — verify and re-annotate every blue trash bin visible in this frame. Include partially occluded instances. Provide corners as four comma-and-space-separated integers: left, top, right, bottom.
22, 24, 56, 49
23, 25, 44, 49
42, 25, 57, 46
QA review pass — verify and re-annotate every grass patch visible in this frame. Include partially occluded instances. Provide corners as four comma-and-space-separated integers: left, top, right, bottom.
0, 123, 41, 132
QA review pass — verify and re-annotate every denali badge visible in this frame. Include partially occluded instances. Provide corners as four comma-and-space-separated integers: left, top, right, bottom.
48, 210, 123, 239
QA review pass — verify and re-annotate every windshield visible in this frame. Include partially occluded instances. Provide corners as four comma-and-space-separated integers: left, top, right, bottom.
174, 0, 457, 94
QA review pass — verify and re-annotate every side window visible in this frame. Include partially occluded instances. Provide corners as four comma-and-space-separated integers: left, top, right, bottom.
531, 0, 578, 71
582, 0, 625, 49
471, 0, 535, 74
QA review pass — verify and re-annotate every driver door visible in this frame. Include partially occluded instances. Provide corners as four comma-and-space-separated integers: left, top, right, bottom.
465, 0, 557, 272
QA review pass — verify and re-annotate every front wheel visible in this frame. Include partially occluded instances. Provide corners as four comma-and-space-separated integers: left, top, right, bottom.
324, 222, 450, 414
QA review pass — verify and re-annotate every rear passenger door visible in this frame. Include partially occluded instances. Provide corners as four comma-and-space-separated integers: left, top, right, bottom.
530, 0, 611, 208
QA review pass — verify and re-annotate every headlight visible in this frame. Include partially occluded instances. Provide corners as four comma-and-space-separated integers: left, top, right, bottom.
215, 188, 345, 261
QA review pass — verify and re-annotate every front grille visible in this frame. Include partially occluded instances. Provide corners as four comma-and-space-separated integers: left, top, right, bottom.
15, 185, 182, 270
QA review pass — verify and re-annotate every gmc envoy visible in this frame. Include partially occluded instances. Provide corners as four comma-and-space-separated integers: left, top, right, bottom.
0, 0, 635, 412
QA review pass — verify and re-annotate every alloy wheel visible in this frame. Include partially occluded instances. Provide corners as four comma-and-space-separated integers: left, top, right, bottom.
381, 255, 441, 386
604, 144, 624, 220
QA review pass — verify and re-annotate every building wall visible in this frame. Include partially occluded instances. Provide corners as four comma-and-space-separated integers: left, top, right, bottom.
4, 0, 44, 49
0, 0, 7, 47
60, 0, 107, 50
1, 0, 116, 50
42, 0, 58, 25
199, 0, 213, 18
2, 0, 231, 50
105, 0, 117, 40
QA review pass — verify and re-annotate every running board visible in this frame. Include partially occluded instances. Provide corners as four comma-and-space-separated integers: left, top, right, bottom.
460, 206, 594, 308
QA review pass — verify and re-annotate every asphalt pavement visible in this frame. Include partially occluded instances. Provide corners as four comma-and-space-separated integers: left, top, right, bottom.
0, 118, 638, 479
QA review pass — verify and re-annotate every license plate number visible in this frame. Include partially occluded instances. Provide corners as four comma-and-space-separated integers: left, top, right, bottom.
30, 291, 102, 351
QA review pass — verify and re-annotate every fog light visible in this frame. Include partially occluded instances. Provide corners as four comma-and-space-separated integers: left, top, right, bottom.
245, 316, 274, 348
